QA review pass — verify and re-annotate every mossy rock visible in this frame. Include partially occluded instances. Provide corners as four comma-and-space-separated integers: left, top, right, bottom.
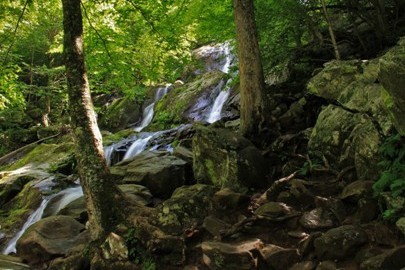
0, 182, 42, 237
308, 59, 392, 134
192, 125, 271, 190
308, 105, 381, 179
8, 142, 75, 171
149, 70, 227, 130
98, 97, 142, 132
103, 129, 136, 146
154, 184, 217, 234
379, 37, 405, 135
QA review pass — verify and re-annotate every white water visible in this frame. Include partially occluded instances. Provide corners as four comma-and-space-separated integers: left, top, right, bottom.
104, 145, 114, 166
134, 85, 171, 132
134, 103, 155, 132
207, 89, 230, 123
2, 185, 83, 255
122, 134, 154, 161
46, 186, 84, 216
2, 199, 49, 255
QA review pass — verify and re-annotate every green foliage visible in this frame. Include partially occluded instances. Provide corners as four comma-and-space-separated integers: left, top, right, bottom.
0, 64, 25, 110
373, 133, 405, 220
124, 227, 156, 269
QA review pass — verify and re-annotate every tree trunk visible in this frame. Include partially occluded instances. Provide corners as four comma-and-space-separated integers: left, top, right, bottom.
62, 0, 120, 242
320, 0, 341, 60
233, 0, 267, 139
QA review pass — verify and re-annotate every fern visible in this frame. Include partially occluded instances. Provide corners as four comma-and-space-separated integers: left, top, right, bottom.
373, 133, 405, 220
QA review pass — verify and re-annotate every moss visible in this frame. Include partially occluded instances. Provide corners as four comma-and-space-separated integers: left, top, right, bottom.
148, 71, 227, 131
0, 183, 42, 233
8, 142, 75, 170
103, 129, 136, 146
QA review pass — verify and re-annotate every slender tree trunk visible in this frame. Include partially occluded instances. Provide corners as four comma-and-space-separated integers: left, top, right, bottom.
320, 0, 341, 60
233, 0, 267, 139
62, 0, 120, 242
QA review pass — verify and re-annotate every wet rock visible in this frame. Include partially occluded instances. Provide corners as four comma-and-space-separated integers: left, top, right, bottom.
111, 151, 188, 199
201, 239, 264, 270
154, 184, 216, 234
360, 245, 405, 270
193, 125, 270, 190
299, 208, 336, 230
314, 225, 368, 260
340, 180, 374, 203
254, 202, 300, 221
260, 244, 300, 270
57, 197, 87, 222
150, 71, 228, 129
16, 215, 90, 265
298, 232, 322, 256
212, 188, 250, 211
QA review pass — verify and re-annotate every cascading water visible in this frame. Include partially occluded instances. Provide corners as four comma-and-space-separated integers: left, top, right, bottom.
2, 185, 83, 255
1, 42, 236, 257
134, 84, 172, 132
122, 134, 155, 161
207, 79, 232, 123
2, 199, 49, 255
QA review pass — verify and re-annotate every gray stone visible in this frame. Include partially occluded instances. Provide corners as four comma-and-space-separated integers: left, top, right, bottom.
360, 245, 405, 270
16, 216, 90, 265
260, 244, 300, 270
341, 180, 374, 202
201, 239, 264, 270
111, 151, 188, 198
314, 225, 368, 260
192, 125, 270, 190
255, 202, 300, 221
154, 184, 216, 234
299, 208, 335, 230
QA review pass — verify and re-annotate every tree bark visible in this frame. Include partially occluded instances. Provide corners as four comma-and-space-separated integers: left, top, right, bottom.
233, 0, 267, 139
320, 0, 341, 60
62, 0, 120, 242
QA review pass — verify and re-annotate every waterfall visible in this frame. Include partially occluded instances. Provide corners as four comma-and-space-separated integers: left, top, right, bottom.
104, 145, 114, 166
122, 134, 154, 161
2, 199, 49, 255
2, 185, 83, 255
207, 83, 231, 123
134, 84, 171, 132
134, 103, 155, 132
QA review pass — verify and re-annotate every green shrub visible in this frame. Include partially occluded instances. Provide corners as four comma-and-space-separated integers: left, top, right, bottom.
373, 133, 405, 220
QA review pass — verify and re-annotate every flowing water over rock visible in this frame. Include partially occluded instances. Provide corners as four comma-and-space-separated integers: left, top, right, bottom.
2, 185, 83, 255
2, 41, 236, 258
134, 84, 172, 132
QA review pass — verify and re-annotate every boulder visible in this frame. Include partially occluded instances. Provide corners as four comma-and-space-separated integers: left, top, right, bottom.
110, 151, 188, 199
340, 180, 374, 203
299, 208, 336, 230
260, 244, 300, 270
154, 184, 216, 234
98, 96, 142, 132
192, 125, 270, 190
360, 245, 405, 270
212, 188, 250, 211
201, 239, 264, 270
150, 71, 228, 129
314, 225, 368, 260
16, 215, 90, 265
118, 184, 153, 206
254, 202, 300, 221
379, 37, 405, 134
308, 59, 393, 180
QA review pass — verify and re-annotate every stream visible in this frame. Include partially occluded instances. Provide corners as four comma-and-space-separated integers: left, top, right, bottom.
1, 41, 236, 255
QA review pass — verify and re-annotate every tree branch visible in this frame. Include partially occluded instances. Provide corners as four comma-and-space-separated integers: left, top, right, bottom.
2, 0, 30, 65
80, 1, 112, 60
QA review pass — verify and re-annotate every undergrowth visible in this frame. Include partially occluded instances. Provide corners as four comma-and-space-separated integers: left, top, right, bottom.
124, 227, 156, 270
373, 133, 405, 220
